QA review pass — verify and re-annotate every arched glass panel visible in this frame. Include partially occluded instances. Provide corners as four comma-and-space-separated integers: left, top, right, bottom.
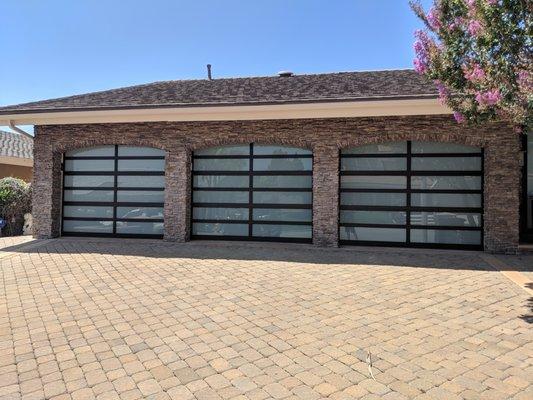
340, 141, 483, 249
191, 143, 312, 242
62, 145, 165, 237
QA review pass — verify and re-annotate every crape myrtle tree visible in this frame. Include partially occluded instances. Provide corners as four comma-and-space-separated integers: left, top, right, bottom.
410, 0, 532, 131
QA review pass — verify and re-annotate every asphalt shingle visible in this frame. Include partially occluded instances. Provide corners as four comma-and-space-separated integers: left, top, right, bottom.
0, 70, 438, 114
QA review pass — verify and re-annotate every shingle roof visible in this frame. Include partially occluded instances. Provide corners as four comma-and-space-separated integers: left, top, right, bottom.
0, 70, 438, 114
0, 130, 33, 160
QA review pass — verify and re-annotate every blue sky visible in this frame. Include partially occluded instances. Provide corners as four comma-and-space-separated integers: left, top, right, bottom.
0, 0, 431, 108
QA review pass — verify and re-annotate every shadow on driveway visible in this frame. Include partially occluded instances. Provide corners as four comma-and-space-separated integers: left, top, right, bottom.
1, 236, 497, 271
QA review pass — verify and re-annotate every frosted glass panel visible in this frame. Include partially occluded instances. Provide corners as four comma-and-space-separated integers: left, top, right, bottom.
63, 220, 113, 233
253, 176, 312, 188
64, 190, 114, 202
252, 224, 312, 238
193, 191, 248, 203
412, 142, 480, 153
411, 157, 481, 171
116, 191, 164, 203
411, 176, 481, 190
254, 146, 311, 155
411, 229, 481, 245
195, 146, 250, 156
117, 159, 165, 171
64, 175, 114, 188
253, 192, 312, 204
66, 146, 114, 157
193, 207, 248, 221
253, 208, 312, 222
117, 146, 164, 156
340, 227, 406, 242
411, 212, 481, 227
340, 192, 406, 206
341, 176, 406, 189
192, 223, 249, 236
193, 175, 249, 188
340, 210, 406, 225
342, 142, 406, 154
116, 207, 163, 219
117, 175, 165, 188
63, 206, 113, 218
116, 221, 163, 235
253, 158, 312, 171
193, 159, 249, 171
411, 193, 481, 208
65, 159, 114, 172
341, 158, 406, 171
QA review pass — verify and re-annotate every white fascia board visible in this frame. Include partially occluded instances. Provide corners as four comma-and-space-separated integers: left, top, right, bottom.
0, 98, 451, 126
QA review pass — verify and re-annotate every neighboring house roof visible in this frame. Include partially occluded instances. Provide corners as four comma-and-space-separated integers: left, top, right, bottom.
0, 130, 33, 160
0, 70, 438, 114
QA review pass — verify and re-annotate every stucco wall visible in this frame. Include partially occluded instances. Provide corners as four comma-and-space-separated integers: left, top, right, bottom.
33, 115, 521, 252
0, 163, 33, 182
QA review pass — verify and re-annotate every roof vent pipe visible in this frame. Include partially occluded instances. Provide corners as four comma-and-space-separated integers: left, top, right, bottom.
278, 71, 294, 77
207, 64, 212, 80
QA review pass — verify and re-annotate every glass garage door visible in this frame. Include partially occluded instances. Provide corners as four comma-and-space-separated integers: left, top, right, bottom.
62, 145, 165, 238
192, 144, 312, 242
339, 141, 483, 249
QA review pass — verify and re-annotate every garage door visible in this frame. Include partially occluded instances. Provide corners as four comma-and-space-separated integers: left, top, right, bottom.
62, 145, 165, 238
339, 141, 483, 249
192, 144, 313, 242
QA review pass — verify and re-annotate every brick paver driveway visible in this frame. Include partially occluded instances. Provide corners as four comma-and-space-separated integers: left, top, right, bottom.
1, 238, 531, 400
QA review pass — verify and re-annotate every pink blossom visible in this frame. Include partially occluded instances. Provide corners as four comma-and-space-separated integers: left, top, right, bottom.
435, 80, 449, 104
427, 7, 442, 31
414, 58, 428, 74
453, 112, 466, 123
413, 30, 433, 75
475, 89, 502, 106
467, 20, 483, 36
464, 64, 486, 82
466, 0, 477, 11
517, 70, 532, 92
486, 0, 498, 5
449, 17, 464, 31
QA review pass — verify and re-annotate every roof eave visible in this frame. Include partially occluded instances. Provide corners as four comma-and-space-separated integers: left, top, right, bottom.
0, 96, 451, 126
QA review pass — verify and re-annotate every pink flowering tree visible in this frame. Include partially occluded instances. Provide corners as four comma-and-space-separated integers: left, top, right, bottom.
410, 0, 532, 130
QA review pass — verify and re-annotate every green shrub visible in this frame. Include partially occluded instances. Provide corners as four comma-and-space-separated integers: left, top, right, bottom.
0, 177, 32, 236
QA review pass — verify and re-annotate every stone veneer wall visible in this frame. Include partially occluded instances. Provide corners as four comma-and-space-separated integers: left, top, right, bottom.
33, 115, 521, 253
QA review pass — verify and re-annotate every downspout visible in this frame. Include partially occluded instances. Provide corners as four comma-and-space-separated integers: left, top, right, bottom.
8, 120, 33, 139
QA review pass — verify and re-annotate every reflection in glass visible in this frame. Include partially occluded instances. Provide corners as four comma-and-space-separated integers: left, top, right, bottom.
411, 193, 481, 208
117, 191, 165, 203
193, 191, 248, 203
64, 190, 114, 202
63, 206, 113, 218
340, 192, 406, 207
341, 158, 406, 171
340, 210, 406, 225
193, 175, 249, 188
64, 175, 114, 188
193, 207, 248, 221
411, 176, 481, 190
66, 146, 114, 157
340, 227, 406, 242
410, 212, 481, 227
116, 207, 163, 219
253, 158, 312, 171
411, 229, 481, 244
342, 142, 407, 154
116, 221, 164, 235
63, 220, 113, 233
193, 159, 249, 171
65, 159, 114, 172
341, 176, 406, 189
253, 208, 312, 222
252, 224, 312, 238
411, 157, 481, 171
253, 192, 312, 204
192, 223, 249, 236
